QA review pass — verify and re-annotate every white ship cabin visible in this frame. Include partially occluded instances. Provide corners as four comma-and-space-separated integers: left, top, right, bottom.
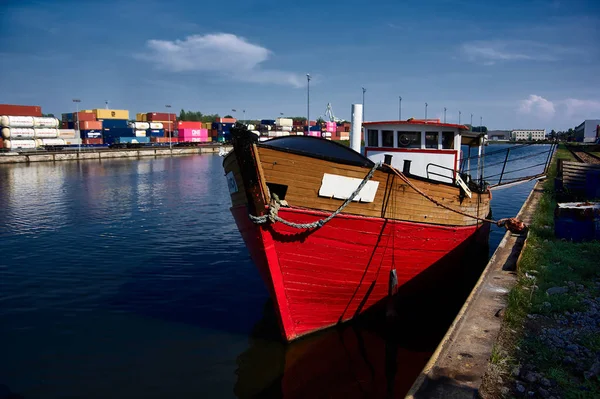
362, 119, 485, 184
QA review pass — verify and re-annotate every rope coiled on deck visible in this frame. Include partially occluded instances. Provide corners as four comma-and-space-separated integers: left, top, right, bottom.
248, 161, 381, 230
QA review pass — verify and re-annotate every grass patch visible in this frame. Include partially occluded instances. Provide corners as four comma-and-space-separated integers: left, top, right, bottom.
481, 143, 600, 398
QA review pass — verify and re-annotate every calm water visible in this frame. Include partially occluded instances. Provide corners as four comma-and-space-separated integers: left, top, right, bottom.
0, 145, 550, 399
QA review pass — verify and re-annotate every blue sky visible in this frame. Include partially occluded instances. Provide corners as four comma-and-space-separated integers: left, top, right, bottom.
1, 0, 598, 131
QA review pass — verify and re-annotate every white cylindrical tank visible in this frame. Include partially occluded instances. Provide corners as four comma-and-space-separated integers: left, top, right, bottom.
135, 130, 147, 137
34, 128, 59, 138
130, 122, 150, 130
33, 117, 59, 128
149, 122, 163, 129
1, 127, 35, 139
4, 139, 37, 149
1, 115, 35, 128
247, 124, 256, 130
276, 117, 293, 127
36, 138, 66, 147
350, 104, 363, 153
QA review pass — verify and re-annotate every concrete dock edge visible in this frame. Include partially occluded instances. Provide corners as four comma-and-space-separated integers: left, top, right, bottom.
0, 146, 229, 164
405, 179, 546, 399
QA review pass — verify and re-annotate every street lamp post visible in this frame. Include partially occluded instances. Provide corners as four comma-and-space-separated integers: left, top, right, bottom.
307, 74, 311, 135
459, 110, 461, 124
166, 104, 172, 150
425, 102, 428, 120
471, 113, 473, 129
444, 107, 447, 123
243, 109, 245, 124
73, 99, 81, 153
398, 96, 402, 120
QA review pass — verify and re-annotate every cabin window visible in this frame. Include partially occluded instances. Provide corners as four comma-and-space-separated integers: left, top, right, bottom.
425, 132, 438, 148
382, 130, 394, 147
367, 129, 379, 146
442, 132, 454, 149
396, 131, 420, 148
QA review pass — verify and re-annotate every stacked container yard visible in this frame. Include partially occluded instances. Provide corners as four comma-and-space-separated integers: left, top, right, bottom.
211, 117, 236, 142
1, 114, 63, 150
0, 104, 41, 149
61, 111, 101, 145
135, 112, 177, 142
94, 109, 145, 145
177, 121, 209, 143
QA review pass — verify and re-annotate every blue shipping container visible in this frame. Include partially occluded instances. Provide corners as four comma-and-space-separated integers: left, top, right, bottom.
62, 113, 73, 122
100, 119, 129, 129
103, 128, 134, 138
116, 137, 150, 144
261, 119, 275, 125
212, 122, 234, 132
67, 121, 75, 129
80, 130, 102, 139
147, 129, 165, 137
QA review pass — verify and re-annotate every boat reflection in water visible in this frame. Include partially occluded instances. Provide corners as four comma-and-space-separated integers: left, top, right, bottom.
235, 238, 489, 399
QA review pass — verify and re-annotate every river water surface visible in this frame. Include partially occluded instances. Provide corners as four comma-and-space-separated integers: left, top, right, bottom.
0, 144, 551, 399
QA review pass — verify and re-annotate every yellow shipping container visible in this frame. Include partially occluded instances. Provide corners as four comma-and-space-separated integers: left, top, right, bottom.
136, 113, 146, 121
94, 109, 129, 120
83, 110, 94, 113
204, 122, 212, 129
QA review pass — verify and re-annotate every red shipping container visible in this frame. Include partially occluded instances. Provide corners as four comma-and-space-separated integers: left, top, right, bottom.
61, 121, 68, 129
147, 112, 177, 122
217, 117, 236, 123
0, 104, 42, 117
82, 138, 103, 145
150, 137, 178, 143
74, 112, 96, 122
177, 121, 202, 129
153, 120, 175, 132
210, 129, 218, 137
79, 121, 103, 130
0, 137, 4, 149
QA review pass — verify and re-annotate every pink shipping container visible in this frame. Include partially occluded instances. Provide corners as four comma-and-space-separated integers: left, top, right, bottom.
179, 128, 209, 142
308, 132, 321, 137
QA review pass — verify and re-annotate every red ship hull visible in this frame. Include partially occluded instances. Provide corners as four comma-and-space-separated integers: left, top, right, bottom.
231, 204, 490, 342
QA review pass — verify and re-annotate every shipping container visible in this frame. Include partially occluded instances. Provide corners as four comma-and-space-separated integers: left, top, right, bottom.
1, 127, 35, 139
34, 128, 59, 138
82, 138, 103, 145
136, 113, 146, 121
79, 121, 103, 131
149, 122, 163, 129
4, 139, 37, 150
33, 117, 60, 128
102, 127, 134, 137
100, 119, 129, 129
1, 116, 34, 128
216, 117, 236, 124
151, 120, 175, 131
67, 122, 75, 129
260, 119, 276, 125
62, 113, 73, 122
276, 117, 293, 127
0, 104, 42, 117
150, 137, 178, 143
80, 130, 102, 139
60, 121, 68, 129
146, 112, 176, 122
74, 112, 96, 122
147, 129, 165, 137
0, 137, 3, 148
135, 130, 147, 137
94, 109, 129, 120
58, 129, 77, 139
115, 137, 150, 144
129, 122, 150, 130
177, 121, 202, 129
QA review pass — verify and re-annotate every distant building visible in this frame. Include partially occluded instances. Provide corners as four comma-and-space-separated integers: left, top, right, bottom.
574, 119, 600, 143
511, 129, 546, 141
487, 130, 511, 141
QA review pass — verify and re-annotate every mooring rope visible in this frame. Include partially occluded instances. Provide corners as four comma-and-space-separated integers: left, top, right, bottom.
248, 161, 381, 230
383, 163, 526, 233
248, 160, 526, 234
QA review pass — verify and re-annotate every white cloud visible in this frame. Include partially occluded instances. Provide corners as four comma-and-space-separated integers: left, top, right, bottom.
564, 98, 600, 118
518, 95, 556, 118
461, 40, 575, 65
135, 33, 304, 88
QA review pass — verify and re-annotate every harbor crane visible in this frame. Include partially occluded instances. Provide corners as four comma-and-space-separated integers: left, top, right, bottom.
319, 103, 343, 123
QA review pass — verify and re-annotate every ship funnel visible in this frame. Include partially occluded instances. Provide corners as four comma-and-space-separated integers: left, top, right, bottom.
350, 103, 363, 153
